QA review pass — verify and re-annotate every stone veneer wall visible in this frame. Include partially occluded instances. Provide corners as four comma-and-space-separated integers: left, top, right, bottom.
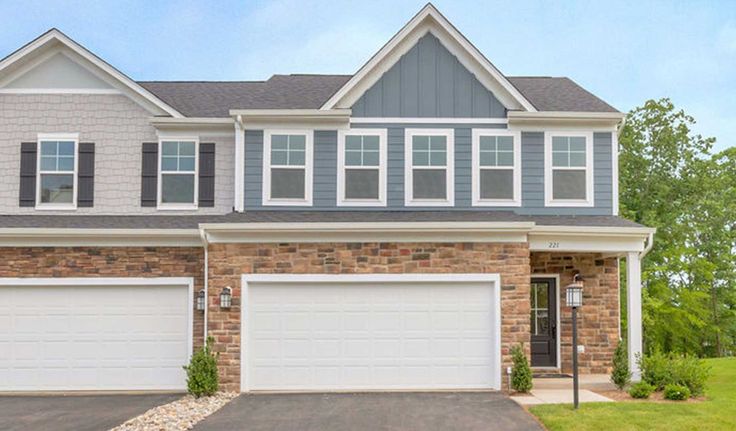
531, 252, 620, 374
0, 247, 205, 350
207, 242, 531, 392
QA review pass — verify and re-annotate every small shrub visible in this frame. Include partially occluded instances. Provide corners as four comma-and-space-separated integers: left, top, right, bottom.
639, 349, 670, 390
628, 381, 654, 399
610, 341, 631, 390
663, 383, 691, 401
510, 343, 533, 393
183, 336, 219, 398
638, 350, 710, 396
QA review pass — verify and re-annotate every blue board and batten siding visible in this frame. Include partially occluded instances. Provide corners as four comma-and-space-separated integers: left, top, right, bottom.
351, 33, 506, 118
244, 128, 614, 215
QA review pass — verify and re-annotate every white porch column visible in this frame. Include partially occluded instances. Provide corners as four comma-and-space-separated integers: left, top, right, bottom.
233, 116, 245, 212
626, 251, 643, 381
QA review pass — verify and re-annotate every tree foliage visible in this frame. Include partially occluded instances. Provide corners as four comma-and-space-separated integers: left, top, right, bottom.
619, 98, 736, 357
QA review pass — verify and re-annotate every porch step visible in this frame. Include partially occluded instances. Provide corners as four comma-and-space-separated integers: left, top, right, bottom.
532, 374, 616, 391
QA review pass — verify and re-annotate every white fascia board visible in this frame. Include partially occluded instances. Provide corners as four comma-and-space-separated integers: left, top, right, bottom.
0, 228, 202, 247
508, 111, 625, 130
529, 225, 655, 254
229, 109, 352, 118
0, 29, 183, 118
150, 117, 234, 126
320, 4, 535, 112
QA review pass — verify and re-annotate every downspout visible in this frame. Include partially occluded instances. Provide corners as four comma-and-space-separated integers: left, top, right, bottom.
640, 231, 655, 259
233, 115, 245, 213
199, 227, 209, 346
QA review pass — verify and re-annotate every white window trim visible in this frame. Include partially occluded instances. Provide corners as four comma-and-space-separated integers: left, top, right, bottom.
404, 128, 454, 207
471, 129, 521, 207
336, 128, 387, 207
262, 129, 313, 206
157, 136, 199, 211
35, 132, 79, 211
544, 131, 595, 207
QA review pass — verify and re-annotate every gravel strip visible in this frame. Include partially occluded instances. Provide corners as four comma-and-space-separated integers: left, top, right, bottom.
110, 392, 238, 431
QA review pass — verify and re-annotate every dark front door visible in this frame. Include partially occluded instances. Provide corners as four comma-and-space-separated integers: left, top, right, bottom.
530, 278, 557, 367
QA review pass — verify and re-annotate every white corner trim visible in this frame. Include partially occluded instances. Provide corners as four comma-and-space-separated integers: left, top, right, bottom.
336, 128, 388, 207
262, 129, 314, 206
404, 128, 455, 207
157, 137, 200, 210
471, 129, 522, 207
234, 118, 245, 212
240, 272, 503, 392
612, 130, 619, 216
35, 133, 79, 211
0, 29, 183, 118
321, 4, 535, 112
543, 131, 595, 208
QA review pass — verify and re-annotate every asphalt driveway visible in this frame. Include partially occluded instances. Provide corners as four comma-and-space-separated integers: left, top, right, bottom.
0, 393, 181, 431
194, 392, 543, 431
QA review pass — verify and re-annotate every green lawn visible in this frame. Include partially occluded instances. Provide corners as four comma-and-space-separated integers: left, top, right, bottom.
530, 358, 736, 431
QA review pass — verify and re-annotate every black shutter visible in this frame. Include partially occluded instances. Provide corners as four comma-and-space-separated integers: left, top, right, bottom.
77, 142, 95, 207
198, 143, 216, 207
141, 142, 158, 207
19, 142, 37, 207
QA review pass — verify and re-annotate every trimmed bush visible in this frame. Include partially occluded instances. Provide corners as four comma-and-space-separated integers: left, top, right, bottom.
610, 341, 631, 390
510, 343, 533, 393
638, 350, 710, 396
663, 384, 691, 401
628, 381, 655, 399
183, 336, 219, 398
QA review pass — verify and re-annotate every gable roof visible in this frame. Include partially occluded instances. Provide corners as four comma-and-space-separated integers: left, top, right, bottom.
320, 3, 537, 112
139, 74, 617, 118
0, 28, 183, 117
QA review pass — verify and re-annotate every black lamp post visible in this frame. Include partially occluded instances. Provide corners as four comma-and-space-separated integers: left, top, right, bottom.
566, 274, 584, 409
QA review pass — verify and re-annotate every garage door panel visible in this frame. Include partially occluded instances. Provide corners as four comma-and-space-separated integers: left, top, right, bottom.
245, 279, 499, 391
0, 283, 190, 391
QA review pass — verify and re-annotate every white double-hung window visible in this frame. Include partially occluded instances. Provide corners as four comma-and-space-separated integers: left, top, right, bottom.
337, 129, 387, 206
545, 131, 594, 207
472, 129, 521, 206
405, 128, 454, 206
263, 130, 312, 206
37, 133, 78, 209
159, 138, 198, 209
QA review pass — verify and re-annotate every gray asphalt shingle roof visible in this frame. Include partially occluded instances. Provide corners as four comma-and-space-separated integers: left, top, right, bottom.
0, 212, 644, 230
139, 75, 617, 118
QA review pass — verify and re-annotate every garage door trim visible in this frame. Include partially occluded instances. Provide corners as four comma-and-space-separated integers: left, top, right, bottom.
241, 273, 502, 392
0, 276, 194, 391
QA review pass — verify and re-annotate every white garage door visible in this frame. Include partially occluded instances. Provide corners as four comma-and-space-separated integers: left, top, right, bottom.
0, 278, 192, 391
243, 274, 500, 391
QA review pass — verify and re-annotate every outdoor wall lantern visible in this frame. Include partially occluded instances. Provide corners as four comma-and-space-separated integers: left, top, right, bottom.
566, 273, 584, 409
196, 289, 206, 312
220, 286, 232, 309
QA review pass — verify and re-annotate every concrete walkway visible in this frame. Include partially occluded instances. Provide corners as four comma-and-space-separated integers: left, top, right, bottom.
511, 389, 613, 405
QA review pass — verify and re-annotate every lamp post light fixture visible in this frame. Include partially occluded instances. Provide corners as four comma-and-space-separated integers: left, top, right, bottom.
220, 286, 232, 309
196, 289, 206, 312
566, 274, 584, 410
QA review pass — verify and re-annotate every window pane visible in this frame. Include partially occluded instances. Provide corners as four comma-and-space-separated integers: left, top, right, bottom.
537, 310, 549, 335
272, 135, 288, 150
413, 169, 446, 199
345, 150, 362, 166
480, 169, 513, 200
552, 136, 568, 152
569, 137, 586, 152
553, 170, 586, 200
58, 141, 75, 155
161, 174, 195, 203
479, 136, 496, 152
40, 156, 57, 171
271, 168, 305, 199
271, 150, 288, 165
345, 136, 362, 151
161, 156, 177, 171
496, 151, 513, 167
569, 152, 586, 167
289, 135, 306, 150
179, 156, 196, 171
497, 136, 513, 151
413, 150, 429, 166
162, 141, 179, 155
41, 141, 57, 156
40, 174, 74, 203
536, 284, 548, 308
289, 150, 305, 166
429, 136, 446, 151
362, 151, 379, 166
179, 142, 195, 156
345, 169, 379, 199
57, 156, 74, 171
429, 150, 446, 166
479, 152, 494, 166
413, 135, 429, 150
552, 152, 568, 167
363, 136, 379, 150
